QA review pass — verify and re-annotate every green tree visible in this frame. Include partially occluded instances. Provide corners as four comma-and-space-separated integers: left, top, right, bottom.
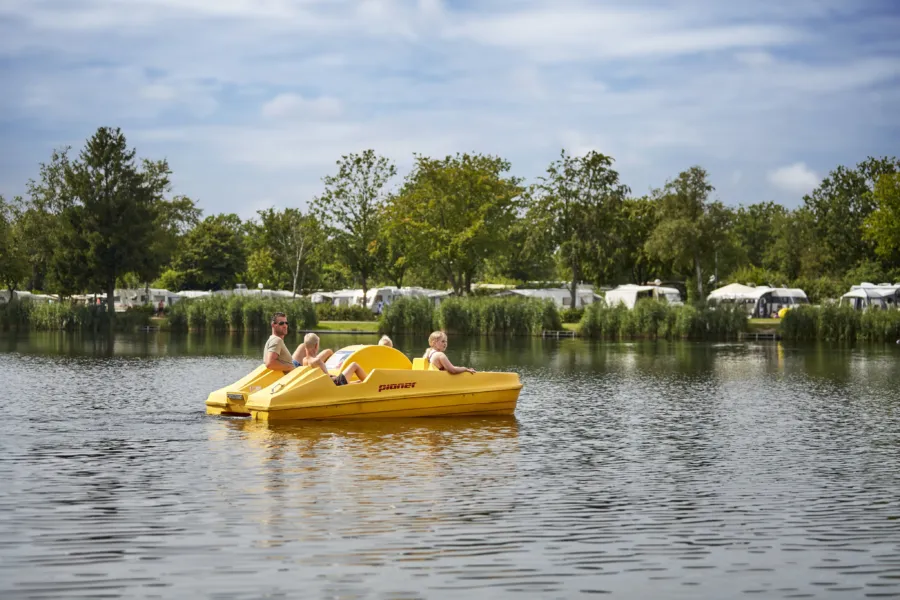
246, 247, 279, 289
843, 259, 890, 287
0, 196, 29, 295
126, 159, 202, 301
645, 166, 728, 300
150, 194, 202, 283
19, 148, 71, 292
390, 152, 523, 295
615, 195, 661, 284
320, 259, 354, 292
531, 150, 629, 306
142, 160, 201, 272
760, 208, 798, 280
250, 207, 324, 296
173, 214, 247, 290
377, 201, 418, 288
863, 173, 900, 267
153, 268, 185, 292
802, 156, 900, 275
314, 150, 396, 305
732, 201, 788, 269
57, 127, 161, 318
481, 210, 556, 284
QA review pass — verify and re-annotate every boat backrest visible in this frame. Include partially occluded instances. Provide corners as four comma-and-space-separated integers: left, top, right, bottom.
326, 344, 413, 378
412, 357, 428, 370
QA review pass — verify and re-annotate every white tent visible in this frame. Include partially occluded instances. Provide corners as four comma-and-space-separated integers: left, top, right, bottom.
706, 283, 768, 301
604, 284, 683, 309
0, 290, 57, 304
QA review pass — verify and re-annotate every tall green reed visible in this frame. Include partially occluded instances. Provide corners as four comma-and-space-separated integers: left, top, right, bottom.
378, 296, 436, 335
781, 304, 900, 343
0, 298, 151, 331
167, 295, 317, 332
378, 296, 562, 337
579, 299, 747, 340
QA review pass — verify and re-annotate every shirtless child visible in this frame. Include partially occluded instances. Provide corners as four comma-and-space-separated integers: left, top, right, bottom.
298, 333, 367, 386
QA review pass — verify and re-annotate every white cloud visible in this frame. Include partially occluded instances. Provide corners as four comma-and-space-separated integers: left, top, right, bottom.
768, 163, 821, 195
10, 65, 219, 120
446, 7, 801, 62
735, 51, 775, 67
0, 0, 897, 215
261, 94, 343, 120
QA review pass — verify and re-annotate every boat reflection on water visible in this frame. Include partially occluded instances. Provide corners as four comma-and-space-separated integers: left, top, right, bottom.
221, 414, 520, 453
206, 416, 522, 554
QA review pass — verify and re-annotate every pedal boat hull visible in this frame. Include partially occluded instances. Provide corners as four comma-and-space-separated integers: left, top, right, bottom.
205, 344, 522, 422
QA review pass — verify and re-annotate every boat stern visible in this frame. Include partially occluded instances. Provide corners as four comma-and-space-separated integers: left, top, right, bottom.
205, 365, 285, 416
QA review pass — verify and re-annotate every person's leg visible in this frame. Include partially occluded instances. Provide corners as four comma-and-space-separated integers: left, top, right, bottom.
342, 362, 366, 383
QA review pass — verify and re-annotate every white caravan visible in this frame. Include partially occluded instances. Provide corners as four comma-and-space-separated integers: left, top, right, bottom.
496, 286, 599, 309
707, 283, 809, 317
604, 284, 683, 309
839, 283, 900, 311
329, 286, 451, 313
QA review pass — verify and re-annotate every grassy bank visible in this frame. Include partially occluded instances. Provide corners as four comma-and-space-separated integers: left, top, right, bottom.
781, 305, 900, 342
379, 296, 562, 337
747, 318, 780, 332
579, 299, 748, 340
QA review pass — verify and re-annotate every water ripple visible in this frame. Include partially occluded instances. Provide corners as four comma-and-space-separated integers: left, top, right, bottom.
0, 337, 899, 598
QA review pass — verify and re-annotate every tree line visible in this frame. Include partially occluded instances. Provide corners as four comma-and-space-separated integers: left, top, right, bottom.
1, 126, 899, 317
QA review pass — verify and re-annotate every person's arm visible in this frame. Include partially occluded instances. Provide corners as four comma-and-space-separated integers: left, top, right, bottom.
265, 352, 294, 372
264, 344, 294, 372
304, 356, 330, 375
435, 352, 475, 374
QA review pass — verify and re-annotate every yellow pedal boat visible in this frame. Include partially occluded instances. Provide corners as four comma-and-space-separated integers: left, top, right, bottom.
205, 344, 522, 422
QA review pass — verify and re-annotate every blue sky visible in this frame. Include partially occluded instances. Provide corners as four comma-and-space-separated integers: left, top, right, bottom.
1, 0, 898, 220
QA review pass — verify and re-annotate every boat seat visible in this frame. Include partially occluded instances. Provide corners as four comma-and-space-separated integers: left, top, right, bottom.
412, 357, 440, 371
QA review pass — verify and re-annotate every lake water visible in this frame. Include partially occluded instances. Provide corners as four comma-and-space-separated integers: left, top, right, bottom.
1, 331, 899, 599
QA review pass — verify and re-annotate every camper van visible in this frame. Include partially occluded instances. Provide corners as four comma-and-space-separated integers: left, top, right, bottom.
839, 283, 900, 311
495, 285, 599, 308
604, 284, 683, 309
329, 286, 451, 313
707, 284, 809, 317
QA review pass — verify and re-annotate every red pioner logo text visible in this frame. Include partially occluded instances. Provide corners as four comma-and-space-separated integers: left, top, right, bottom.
378, 382, 417, 392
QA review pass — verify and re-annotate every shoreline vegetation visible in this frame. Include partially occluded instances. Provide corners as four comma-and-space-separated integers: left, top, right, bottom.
2, 128, 899, 336
3, 295, 897, 343
780, 304, 900, 343
1, 128, 898, 344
